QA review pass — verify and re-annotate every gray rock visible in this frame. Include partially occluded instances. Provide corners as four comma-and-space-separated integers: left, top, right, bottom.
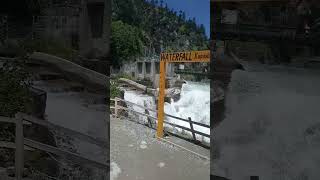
165, 87, 181, 102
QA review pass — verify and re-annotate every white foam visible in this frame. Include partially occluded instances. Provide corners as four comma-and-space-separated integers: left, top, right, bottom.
164, 82, 210, 143
158, 162, 165, 168
110, 162, 121, 180
140, 140, 148, 149
124, 91, 157, 124
124, 81, 210, 143
214, 68, 320, 180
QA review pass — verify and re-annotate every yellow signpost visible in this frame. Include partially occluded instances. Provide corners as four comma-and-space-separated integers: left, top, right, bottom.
156, 50, 210, 138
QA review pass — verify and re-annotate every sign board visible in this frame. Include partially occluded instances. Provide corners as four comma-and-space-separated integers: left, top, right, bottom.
221, 9, 238, 24
160, 50, 210, 63
156, 50, 210, 138
179, 64, 185, 70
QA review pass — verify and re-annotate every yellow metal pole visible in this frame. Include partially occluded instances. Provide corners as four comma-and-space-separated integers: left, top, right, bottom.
157, 61, 166, 138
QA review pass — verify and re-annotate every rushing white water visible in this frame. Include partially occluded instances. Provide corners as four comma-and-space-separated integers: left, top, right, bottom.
213, 67, 320, 180
123, 91, 157, 124
123, 81, 210, 144
164, 82, 210, 143
110, 162, 121, 180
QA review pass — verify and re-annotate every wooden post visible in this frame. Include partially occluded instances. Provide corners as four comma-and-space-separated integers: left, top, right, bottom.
114, 98, 118, 117
188, 117, 196, 141
157, 61, 166, 138
15, 113, 24, 180
145, 109, 152, 128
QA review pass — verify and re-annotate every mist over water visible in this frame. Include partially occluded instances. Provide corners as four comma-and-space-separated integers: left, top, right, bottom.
213, 67, 320, 180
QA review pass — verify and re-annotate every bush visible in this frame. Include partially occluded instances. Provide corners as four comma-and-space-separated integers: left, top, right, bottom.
116, 73, 135, 80
0, 59, 32, 117
110, 80, 121, 99
0, 59, 32, 143
0, 40, 27, 57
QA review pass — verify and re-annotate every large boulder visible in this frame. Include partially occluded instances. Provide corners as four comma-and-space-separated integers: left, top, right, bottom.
165, 88, 181, 102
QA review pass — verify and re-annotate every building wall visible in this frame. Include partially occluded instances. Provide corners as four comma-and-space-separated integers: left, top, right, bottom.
40, 0, 110, 59
118, 55, 176, 88
79, 0, 110, 58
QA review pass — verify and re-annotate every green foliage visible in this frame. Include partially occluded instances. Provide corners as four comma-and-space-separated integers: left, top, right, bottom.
0, 40, 27, 57
21, 38, 75, 60
0, 60, 32, 117
111, 21, 144, 67
112, 0, 209, 65
116, 73, 135, 80
110, 80, 121, 98
0, 59, 32, 143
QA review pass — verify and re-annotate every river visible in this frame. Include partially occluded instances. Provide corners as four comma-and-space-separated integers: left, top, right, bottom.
213, 65, 320, 180
123, 81, 210, 144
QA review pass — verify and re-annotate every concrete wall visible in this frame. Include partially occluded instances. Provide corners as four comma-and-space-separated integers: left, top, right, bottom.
41, 0, 110, 59
118, 56, 172, 85
119, 56, 176, 88
135, 59, 174, 79
79, 0, 110, 58
120, 61, 136, 77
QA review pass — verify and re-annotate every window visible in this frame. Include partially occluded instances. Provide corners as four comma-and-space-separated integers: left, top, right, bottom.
138, 62, 143, 74
155, 62, 160, 74
146, 62, 151, 74
87, 3, 104, 38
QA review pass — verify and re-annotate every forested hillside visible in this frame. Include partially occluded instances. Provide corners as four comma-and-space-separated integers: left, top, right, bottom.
111, 0, 209, 67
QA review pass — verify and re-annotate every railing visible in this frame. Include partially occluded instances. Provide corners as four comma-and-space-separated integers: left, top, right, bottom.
0, 113, 109, 180
175, 70, 209, 77
111, 97, 210, 147
212, 175, 260, 180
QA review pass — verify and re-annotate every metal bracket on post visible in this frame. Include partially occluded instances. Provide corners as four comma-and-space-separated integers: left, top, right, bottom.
15, 113, 24, 180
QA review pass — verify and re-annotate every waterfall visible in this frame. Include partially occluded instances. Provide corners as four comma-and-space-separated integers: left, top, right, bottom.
164, 82, 210, 143
123, 91, 157, 125
213, 67, 320, 179
123, 81, 210, 144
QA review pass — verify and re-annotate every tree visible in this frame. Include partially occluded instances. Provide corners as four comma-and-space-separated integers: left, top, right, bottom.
111, 0, 209, 56
111, 21, 144, 67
